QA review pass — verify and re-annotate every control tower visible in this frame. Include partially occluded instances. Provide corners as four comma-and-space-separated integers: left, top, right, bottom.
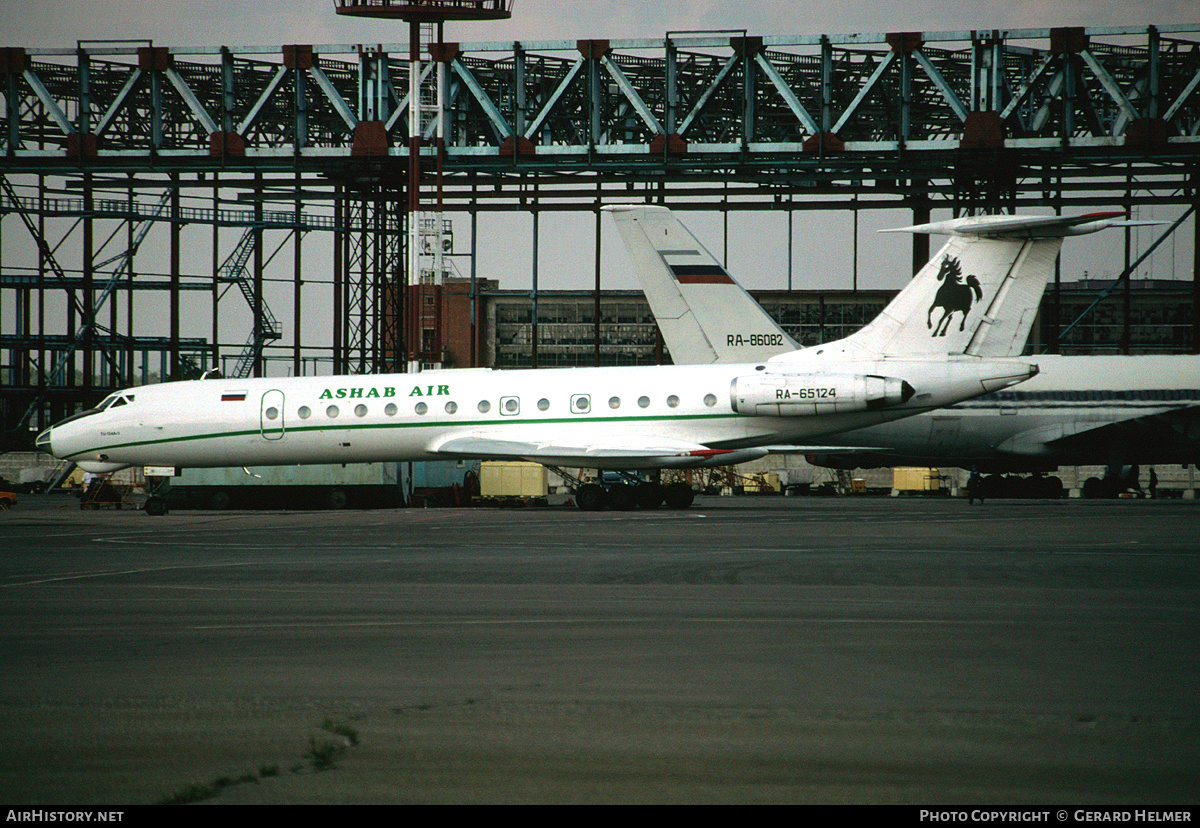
335, 0, 513, 371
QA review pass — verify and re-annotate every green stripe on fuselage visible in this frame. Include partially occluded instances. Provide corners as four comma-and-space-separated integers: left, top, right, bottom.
63, 411, 742, 461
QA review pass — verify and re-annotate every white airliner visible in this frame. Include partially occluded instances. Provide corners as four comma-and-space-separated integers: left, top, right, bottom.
38, 207, 1101, 511
609, 205, 1200, 492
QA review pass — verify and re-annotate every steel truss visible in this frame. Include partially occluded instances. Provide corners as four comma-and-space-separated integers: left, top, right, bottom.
1, 27, 1197, 171
2, 25, 1200, 441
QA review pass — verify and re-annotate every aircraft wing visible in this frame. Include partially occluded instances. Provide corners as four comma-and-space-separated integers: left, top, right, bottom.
1001, 407, 1200, 459
431, 434, 767, 469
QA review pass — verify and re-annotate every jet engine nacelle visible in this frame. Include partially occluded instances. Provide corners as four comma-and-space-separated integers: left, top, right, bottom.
731, 373, 915, 417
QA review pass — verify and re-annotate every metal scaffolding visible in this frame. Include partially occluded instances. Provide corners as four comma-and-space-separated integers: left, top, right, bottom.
2, 24, 1199, 443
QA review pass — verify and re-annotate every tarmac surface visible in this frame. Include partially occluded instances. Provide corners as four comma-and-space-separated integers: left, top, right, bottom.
0, 493, 1198, 805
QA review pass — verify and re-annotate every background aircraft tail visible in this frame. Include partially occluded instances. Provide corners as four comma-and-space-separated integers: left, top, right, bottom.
605, 205, 798, 364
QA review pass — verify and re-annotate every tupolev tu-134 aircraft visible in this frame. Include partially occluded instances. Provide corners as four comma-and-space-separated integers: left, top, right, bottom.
610, 205, 1199, 492
37, 207, 1125, 510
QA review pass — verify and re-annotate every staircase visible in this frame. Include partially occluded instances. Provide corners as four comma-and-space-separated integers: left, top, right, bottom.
218, 228, 281, 379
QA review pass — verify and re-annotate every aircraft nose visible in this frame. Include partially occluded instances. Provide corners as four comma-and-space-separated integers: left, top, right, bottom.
35, 426, 53, 457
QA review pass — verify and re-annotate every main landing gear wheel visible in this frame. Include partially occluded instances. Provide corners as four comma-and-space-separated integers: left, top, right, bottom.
663, 482, 695, 509
575, 483, 607, 511
606, 482, 637, 511
635, 482, 665, 509
144, 496, 168, 516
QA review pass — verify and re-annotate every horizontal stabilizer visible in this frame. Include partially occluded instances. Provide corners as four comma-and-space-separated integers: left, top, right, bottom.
882, 212, 1144, 239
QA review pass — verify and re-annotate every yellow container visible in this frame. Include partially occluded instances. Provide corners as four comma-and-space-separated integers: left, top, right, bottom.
480, 461, 548, 497
893, 467, 941, 491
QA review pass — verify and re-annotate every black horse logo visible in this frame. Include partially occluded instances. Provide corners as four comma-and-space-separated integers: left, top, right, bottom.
927, 255, 983, 337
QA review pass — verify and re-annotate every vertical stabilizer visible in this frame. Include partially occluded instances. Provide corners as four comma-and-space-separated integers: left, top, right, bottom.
606, 205, 798, 364
837, 233, 1062, 359
771, 212, 1127, 363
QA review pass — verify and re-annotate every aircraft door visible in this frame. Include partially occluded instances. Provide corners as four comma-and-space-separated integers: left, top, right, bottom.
928, 415, 961, 454
260, 390, 285, 440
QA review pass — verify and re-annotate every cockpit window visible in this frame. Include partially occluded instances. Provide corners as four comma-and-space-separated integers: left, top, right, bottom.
97, 393, 136, 410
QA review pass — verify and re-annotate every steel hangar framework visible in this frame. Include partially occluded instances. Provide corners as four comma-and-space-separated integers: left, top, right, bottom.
2, 21, 1200, 444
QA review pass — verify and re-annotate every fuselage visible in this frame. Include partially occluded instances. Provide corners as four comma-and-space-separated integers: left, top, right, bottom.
38, 357, 1034, 473
804, 354, 1200, 471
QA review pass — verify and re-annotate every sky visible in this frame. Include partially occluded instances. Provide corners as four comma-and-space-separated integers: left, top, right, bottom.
2, 0, 1197, 49
1, 1, 1196, 361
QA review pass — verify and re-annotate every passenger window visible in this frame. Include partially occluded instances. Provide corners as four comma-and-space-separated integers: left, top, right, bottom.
327, 405, 340, 418
355, 404, 368, 417
637, 396, 650, 408
667, 395, 680, 408
571, 394, 591, 414
609, 396, 621, 409
478, 400, 491, 414
704, 394, 717, 407
445, 401, 458, 415
537, 398, 550, 411
298, 406, 311, 419
385, 403, 398, 416
501, 397, 520, 416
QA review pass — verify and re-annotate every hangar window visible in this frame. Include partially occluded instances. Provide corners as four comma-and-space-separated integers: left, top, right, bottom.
355, 404, 368, 417
326, 405, 340, 418
414, 402, 428, 415
385, 403, 398, 416
298, 406, 311, 419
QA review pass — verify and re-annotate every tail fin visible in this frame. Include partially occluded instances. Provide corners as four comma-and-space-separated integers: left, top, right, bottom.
605, 205, 798, 364
775, 211, 1130, 363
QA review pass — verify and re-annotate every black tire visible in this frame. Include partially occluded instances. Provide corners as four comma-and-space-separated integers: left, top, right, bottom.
326, 489, 349, 510
664, 482, 695, 509
606, 482, 637, 511
209, 489, 232, 510
635, 482, 665, 509
575, 483, 607, 511
144, 496, 168, 516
